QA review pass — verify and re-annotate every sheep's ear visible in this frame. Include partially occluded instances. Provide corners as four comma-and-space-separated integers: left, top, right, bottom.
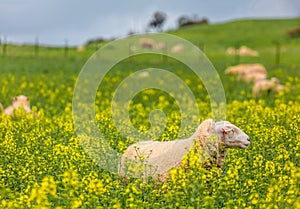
198, 119, 213, 134
12, 97, 18, 102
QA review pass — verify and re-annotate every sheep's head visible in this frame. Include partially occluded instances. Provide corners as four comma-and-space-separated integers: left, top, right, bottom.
215, 121, 250, 149
12, 95, 30, 110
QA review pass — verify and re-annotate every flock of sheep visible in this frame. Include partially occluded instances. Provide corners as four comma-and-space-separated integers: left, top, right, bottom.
226, 45, 259, 57
225, 63, 285, 98
137, 40, 285, 99
137, 38, 184, 53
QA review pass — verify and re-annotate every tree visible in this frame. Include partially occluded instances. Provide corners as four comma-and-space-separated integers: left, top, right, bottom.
177, 15, 209, 28
148, 11, 167, 31
178, 15, 192, 28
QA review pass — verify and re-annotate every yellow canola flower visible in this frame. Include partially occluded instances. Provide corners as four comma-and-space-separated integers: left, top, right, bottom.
71, 200, 82, 209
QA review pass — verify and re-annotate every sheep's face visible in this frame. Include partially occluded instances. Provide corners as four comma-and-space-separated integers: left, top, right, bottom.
216, 121, 250, 149
12, 95, 30, 109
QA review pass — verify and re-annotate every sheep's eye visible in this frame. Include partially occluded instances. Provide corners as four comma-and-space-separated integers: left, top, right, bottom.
222, 128, 227, 134
223, 128, 234, 135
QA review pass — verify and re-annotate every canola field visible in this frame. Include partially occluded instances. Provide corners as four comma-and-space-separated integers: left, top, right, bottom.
1, 18, 300, 208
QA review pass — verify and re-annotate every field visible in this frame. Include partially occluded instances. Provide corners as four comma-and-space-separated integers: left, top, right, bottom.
0, 18, 300, 208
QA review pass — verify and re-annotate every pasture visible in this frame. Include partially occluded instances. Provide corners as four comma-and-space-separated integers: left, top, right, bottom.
0, 18, 300, 208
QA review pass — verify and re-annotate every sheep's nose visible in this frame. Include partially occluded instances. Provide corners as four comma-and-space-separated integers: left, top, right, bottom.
247, 137, 250, 142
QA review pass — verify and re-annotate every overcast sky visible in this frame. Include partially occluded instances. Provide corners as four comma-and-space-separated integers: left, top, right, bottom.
1, 0, 299, 46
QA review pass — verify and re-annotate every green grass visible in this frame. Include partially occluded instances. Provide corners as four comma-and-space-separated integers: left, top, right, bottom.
0, 18, 299, 208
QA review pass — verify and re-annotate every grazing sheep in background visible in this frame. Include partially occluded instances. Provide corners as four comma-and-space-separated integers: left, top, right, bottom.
238, 70, 267, 83
76, 45, 85, 52
119, 119, 250, 181
252, 77, 284, 98
137, 71, 150, 78
225, 64, 267, 83
226, 46, 259, 57
3, 95, 31, 116
225, 64, 248, 75
140, 38, 155, 49
171, 44, 184, 53
225, 63, 266, 76
239, 46, 259, 57
288, 28, 300, 37
226, 47, 236, 55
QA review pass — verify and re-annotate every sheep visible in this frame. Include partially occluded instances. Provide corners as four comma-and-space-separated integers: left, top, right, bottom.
252, 77, 284, 98
238, 70, 267, 83
226, 47, 236, 55
238, 46, 259, 57
226, 46, 259, 57
76, 45, 85, 52
137, 71, 150, 78
225, 64, 266, 76
118, 119, 250, 181
288, 28, 300, 37
171, 44, 184, 53
3, 95, 31, 116
140, 38, 155, 49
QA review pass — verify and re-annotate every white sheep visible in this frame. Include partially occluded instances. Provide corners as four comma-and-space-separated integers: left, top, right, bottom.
252, 77, 284, 98
3, 95, 31, 116
225, 47, 236, 56
226, 46, 259, 57
225, 64, 266, 76
76, 45, 85, 52
140, 38, 155, 49
171, 44, 184, 53
238, 71, 267, 83
238, 46, 259, 57
137, 71, 150, 78
118, 119, 250, 181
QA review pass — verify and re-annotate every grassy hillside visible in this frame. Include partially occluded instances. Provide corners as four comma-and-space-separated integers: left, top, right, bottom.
171, 18, 300, 48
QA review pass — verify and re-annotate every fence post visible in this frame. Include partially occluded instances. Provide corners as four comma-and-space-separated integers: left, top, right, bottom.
64, 39, 69, 57
234, 43, 240, 64
274, 41, 281, 66
128, 43, 132, 57
34, 37, 39, 57
2, 36, 7, 56
64, 39, 69, 58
